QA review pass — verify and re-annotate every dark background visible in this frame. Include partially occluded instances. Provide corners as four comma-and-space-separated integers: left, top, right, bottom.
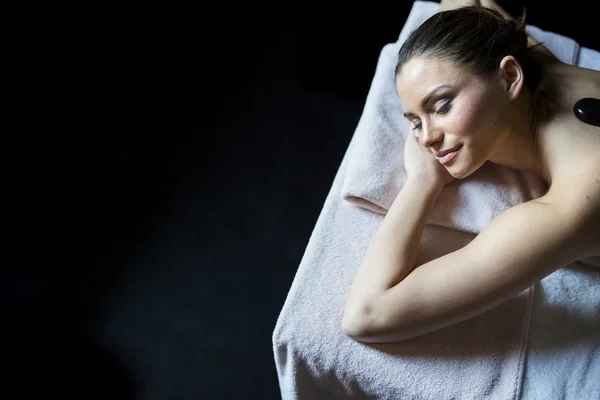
4, 1, 598, 398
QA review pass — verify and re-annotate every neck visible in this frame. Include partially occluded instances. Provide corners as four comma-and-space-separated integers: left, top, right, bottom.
488, 89, 552, 186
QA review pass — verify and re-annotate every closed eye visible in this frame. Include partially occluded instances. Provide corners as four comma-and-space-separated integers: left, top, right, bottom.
409, 98, 451, 130
435, 99, 452, 114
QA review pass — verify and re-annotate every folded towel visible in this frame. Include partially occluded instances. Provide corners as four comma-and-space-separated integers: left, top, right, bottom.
341, 1, 582, 235
578, 46, 600, 69
273, 122, 535, 400
521, 262, 600, 399
273, 2, 599, 399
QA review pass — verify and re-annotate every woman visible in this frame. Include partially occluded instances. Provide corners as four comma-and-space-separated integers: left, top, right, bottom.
342, 0, 599, 343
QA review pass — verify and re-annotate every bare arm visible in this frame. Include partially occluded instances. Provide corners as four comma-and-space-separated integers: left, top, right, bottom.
341, 177, 443, 333
342, 187, 596, 343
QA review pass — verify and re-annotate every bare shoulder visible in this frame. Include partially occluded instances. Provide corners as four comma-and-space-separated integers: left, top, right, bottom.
537, 158, 600, 257
550, 62, 600, 97
539, 63, 600, 254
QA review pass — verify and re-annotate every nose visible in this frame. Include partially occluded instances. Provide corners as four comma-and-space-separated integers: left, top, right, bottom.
418, 118, 443, 148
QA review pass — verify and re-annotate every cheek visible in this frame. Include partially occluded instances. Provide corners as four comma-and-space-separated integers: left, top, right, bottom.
449, 101, 487, 136
451, 91, 502, 137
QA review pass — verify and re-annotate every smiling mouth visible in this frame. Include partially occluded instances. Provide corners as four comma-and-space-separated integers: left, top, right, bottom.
435, 145, 461, 159
437, 145, 462, 165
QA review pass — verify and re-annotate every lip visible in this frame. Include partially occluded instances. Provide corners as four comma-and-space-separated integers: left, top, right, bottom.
436, 145, 461, 165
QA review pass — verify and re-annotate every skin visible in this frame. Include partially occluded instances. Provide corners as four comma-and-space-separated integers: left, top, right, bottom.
407, 0, 563, 187
342, 0, 600, 343
395, 55, 550, 184
394, 1, 600, 252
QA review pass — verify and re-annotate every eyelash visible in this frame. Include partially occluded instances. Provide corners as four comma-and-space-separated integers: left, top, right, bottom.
411, 99, 452, 130
436, 99, 452, 114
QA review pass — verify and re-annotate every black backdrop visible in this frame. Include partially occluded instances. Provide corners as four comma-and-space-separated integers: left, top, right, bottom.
5, 1, 598, 398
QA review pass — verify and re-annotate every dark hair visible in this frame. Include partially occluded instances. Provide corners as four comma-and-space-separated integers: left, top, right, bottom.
395, 6, 551, 150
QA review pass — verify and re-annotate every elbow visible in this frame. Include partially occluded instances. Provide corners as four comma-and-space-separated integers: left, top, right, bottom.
341, 316, 364, 339
342, 320, 418, 344
341, 305, 372, 340
341, 303, 420, 344
341, 302, 386, 342
342, 319, 372, 342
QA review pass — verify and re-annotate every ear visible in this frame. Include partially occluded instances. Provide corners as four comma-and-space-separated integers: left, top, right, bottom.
499, 55, 525, 101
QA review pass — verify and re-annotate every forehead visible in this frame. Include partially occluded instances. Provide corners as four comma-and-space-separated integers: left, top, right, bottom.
395, 57, 465, 103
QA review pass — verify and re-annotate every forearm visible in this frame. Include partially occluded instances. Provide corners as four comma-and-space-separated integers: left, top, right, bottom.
345, 177, 443, 308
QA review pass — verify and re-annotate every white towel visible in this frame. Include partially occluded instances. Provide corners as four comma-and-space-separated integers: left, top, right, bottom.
273, 123, 534, 400
273, 2, 600, 399
521, 263, 600, 400
272, 131, 599, 399
341, 1, 581, 235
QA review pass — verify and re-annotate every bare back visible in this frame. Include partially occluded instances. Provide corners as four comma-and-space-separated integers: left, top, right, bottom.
438, 0, 600, 255
536, 58, 600, 255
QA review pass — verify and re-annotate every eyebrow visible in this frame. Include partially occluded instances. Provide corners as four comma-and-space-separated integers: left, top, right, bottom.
403, 84, 455, 117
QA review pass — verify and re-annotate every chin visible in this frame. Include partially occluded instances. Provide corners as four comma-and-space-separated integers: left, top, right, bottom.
456, 160, 486, 179
446, 165, 475, 180
448, 146, 486, 179
453, 171, 471, 180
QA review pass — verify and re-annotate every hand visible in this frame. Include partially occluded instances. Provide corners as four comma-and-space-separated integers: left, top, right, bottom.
403, 133, 456, 188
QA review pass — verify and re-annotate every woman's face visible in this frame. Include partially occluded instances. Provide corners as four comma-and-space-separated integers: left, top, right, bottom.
396, 56, 511, 179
